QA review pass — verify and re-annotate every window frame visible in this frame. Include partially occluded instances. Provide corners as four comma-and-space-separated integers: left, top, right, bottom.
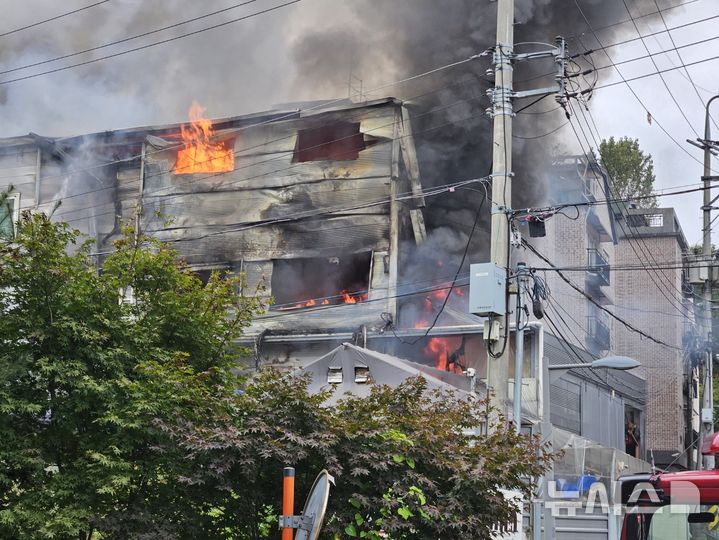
0, 192, 20, 240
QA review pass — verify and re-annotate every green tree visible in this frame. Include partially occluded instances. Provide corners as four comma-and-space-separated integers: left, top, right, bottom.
599, 136, 657, 208
0, 212, 263, 538
175, 372, 552, 539
0, 213, 552, 539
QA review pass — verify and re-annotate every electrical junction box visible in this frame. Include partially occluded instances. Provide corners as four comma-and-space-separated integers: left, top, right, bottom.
702, 408, 713, 423
469, 262, 506, 317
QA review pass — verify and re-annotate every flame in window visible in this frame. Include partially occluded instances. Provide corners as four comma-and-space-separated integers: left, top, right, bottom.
175, 100, 234, 174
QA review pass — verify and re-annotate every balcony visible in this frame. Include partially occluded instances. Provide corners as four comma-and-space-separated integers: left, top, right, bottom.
587, 315, 611, 353
587, 247, 610, 287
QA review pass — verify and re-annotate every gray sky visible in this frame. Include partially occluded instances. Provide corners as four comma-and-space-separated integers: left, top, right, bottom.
0, 0, 717, 244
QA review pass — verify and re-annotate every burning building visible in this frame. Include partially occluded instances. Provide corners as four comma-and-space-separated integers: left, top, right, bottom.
0, 98, 431, 338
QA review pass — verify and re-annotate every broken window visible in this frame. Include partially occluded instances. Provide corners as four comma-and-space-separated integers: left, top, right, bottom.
0, 195, 17, 241
270, 252, 371, 310
293, 122, 366, 162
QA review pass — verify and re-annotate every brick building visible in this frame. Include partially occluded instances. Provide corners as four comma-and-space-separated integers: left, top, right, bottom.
526, 156, 696, 468
612, 207, 695, 468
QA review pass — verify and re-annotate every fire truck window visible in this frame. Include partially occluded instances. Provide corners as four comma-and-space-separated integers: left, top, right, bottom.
642, 505, 719, 540
293, 122, 366, 162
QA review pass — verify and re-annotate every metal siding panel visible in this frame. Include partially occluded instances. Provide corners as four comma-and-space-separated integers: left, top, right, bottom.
551, 378, 582, 434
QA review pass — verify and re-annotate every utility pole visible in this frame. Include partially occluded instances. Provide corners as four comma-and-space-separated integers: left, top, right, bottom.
700, 96, 719, 469
485, 0, 567, 425
487, 0, 515, 421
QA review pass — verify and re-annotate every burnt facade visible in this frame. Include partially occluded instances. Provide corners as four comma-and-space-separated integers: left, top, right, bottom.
0, 99, 426, 337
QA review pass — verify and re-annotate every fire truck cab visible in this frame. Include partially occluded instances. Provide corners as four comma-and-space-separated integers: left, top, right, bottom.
620, 434, 719, 540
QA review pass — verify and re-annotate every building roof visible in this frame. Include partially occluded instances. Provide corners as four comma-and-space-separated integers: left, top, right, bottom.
298, 342, 481, 405
0, 97, 403, 144
617, 207, 688, 251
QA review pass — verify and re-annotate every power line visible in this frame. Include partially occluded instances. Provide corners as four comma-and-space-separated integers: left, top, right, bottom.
0, 52, 483, 187
586, 32, 719, 79
513, 120, 569, 140
0, 0, 302, 86
147, 178, 491, 245
573, 0, 719, 176
563, 99, 693, 320
574, 97, 697, 317
79, 176, 489, 256
570, 0, 700, 41
518, 24, 719, 101
0, 1, 111, 39
0, 0, 261, 76
647, 0, 719, 131
580, 8, 719, 57
523, 239, 684, 351
391, 186, 487, 345
619, 0, 699, 137
593, 49, 719, 91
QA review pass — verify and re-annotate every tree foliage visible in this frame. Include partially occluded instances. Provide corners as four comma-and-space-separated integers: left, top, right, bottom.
0, 213, 264, 538
599, 136, 657, 208
0, 214, 552, 539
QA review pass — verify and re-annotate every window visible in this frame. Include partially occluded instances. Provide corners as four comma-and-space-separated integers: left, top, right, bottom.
354, 366, 370, 383
270, 253, 372, 310
327, 366, 343, 384
293, 122, 366, 162
0, 195, 18, 241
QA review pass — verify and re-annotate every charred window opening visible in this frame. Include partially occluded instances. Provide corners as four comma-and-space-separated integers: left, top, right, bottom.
293, 122, 366, 162
190, 266, 230, 286
271, 252, 371, 310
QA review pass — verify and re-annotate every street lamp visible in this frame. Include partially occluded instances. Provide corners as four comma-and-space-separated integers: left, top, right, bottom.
547, 355, 641, 383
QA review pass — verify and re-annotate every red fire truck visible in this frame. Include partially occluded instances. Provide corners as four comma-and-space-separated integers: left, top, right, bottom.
620, 434, 719, 540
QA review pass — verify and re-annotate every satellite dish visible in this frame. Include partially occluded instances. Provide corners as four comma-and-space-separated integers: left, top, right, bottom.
294, 469, 334, 540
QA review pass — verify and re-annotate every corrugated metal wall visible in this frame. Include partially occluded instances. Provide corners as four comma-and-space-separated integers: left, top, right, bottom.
551, 378, 582, 433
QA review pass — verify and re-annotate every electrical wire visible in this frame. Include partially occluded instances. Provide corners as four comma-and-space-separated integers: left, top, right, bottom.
391, 185, 486, 345
564, 99, 694, 320
0, 52, 485, 188
647, 0, 719, 131
0, 0, 261, 76
572, 98, 696, 319
0, 0, 302, 86
47, 93, 492, 226
0, 1, 111, 39
515, 30, 719, 98
513, 120, 569, 140
618, 0, 699, 137
569, 0, 699, 41
522, 239, 684, 351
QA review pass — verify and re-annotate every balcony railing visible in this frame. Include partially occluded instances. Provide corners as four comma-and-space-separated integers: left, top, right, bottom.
587, 315, 611, 352
587, 247, 610, 286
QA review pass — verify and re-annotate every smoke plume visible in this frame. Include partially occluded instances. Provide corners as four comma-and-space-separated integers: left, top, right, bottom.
0, 0, 681, 324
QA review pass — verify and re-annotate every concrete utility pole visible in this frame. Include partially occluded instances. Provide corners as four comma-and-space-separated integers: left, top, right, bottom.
700, 96, 719, 469
487, 0, 515, 420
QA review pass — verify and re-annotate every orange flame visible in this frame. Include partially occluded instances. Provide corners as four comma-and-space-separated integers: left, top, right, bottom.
424, 336, 463, 374
175, 100, 234, 174
285, 290, 366, 310
342, 290, 357, 304
426, 338, 449, 371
